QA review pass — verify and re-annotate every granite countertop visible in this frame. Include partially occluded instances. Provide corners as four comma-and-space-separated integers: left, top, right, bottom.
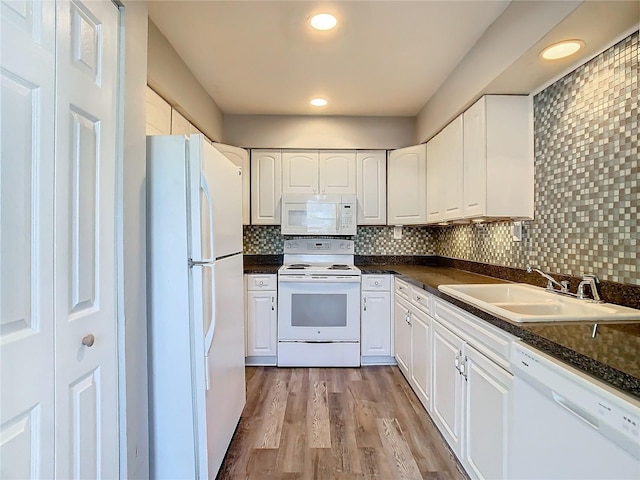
364, 264, 640, 399
243, 256, 640, 398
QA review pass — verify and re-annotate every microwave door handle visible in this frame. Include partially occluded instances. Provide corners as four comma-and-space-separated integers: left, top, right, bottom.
336, 205, 340, 233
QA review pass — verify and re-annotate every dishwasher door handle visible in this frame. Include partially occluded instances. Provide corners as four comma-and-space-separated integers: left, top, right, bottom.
552, 391, 600, 429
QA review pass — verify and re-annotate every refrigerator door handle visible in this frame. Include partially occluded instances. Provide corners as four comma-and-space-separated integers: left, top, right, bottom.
204, 311, 216, 391
200, 173, 215, 263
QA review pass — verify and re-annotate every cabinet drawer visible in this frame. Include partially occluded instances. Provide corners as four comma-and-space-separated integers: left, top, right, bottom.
246, 274, 277, 291
433, 297, 517, 368
362, 275, 391, 291
394, 278, 411, 299
410, 285, 432, 315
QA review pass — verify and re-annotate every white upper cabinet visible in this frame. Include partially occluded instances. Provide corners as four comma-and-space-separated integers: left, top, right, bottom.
319, 151, 357, 194
282, 150, 356, 195
463, 95, 533, 220
356, 150, 386, 225
145, 86, 171, 135
214, 143, 251, 225
251, 149, 282, 225
282, 150, 319, 194
387, 144, 427, 225
427, 116, 464, 223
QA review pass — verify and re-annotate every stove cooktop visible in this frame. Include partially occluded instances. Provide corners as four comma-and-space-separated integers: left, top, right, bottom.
279, 263, 361, 275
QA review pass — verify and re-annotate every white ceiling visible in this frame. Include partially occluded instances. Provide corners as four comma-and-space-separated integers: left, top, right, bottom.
148, 0, 511, 116
148, 1, 639, 118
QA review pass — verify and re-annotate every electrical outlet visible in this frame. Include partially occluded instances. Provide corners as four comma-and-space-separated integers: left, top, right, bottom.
511, 221, 523, 242
393, 225, 403, 239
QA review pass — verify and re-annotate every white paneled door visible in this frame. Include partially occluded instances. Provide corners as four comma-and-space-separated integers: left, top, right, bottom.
1, 1, 57, 478
53, 0, 120, 478
2, 0, 120, 476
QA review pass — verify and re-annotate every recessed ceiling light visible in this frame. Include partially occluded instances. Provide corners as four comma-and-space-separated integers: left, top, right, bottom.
310, 98, 328, 107
540, 40, 585, 60
310, 13, 337, 31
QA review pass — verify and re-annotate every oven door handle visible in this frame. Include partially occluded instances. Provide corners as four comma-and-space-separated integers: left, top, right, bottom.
278, 275, 361, 283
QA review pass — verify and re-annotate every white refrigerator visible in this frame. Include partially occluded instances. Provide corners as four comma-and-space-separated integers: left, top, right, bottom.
147, 134, 246, 479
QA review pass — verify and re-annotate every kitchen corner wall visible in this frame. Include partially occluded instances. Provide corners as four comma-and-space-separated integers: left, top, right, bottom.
439, 32, 638, 286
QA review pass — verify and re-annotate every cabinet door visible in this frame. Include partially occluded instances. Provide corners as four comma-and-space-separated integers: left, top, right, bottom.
410, 308, 431, 410
387, 144, 427, 225
432, 321, 464, 454
319, 150, 356, 194
356, 150, 386, 225
462, 344, 512, 480
426, 132, 444, 223
145, 86, 171, 135
214, 143, 250, 225
361, 291, 391, 357
393, 296, 412, 377
282, 150, 319, 194
246, 291, 277, 356
251, 150, 282, 225
463, 98, 487, 218
440, 116, 464, 221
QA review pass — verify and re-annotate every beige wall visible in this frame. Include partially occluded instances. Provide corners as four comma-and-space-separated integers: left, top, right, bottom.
415, 0, 581, 143
121, 1, 148, 478
223, 114, 415, 149
147, 20, 224, 141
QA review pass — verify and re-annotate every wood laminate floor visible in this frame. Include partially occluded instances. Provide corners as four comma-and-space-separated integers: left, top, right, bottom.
217, 366, 466, 480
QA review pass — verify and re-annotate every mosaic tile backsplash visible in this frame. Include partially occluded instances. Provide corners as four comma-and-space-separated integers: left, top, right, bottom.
437, 32, 639, 285
244, 32, 639, 285
243, 225, 436, 256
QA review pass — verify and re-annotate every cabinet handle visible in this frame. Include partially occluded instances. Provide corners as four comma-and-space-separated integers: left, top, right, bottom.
407, 312, 412, 326
461, 356, 468, 381
363, 297, 367, 311
271, 297, 275, 311
454, 353, 460, 373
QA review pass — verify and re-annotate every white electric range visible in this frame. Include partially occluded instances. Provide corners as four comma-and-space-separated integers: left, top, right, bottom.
277, 239, 361, 367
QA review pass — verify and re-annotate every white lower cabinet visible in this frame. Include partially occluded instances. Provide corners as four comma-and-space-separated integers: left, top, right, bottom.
431, 311, 514, 480
395, 285, 516, 480
361, 275, 393, 364
393, 295, 412, 375
394, 279, 434, 411
245, 274, 277, 365
409, 307, 431, 407
432, 320, 464, 451
462, 343, 512, 480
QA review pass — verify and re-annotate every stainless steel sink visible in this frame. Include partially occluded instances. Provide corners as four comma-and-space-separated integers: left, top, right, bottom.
438, 283, 640, 323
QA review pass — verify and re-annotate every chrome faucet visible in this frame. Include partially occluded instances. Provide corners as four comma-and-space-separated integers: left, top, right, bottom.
526, 266, 570, 293
577, 274, 603, 303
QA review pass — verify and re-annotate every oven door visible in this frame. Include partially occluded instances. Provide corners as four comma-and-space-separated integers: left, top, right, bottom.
278, 276, 361, 341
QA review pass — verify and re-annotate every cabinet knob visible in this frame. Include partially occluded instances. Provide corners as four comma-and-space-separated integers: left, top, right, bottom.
375, 281, 379, 286
82, 334, 95, 348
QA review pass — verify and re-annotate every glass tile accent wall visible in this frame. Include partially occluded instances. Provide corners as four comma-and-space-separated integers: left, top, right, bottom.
243, 225, 436, 256
437, 32, 638, 285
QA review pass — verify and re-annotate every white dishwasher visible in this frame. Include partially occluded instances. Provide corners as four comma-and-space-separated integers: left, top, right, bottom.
508, 342, 640, 480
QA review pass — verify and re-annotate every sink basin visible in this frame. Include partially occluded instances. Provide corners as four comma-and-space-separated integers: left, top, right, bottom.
438, 283, 640, 323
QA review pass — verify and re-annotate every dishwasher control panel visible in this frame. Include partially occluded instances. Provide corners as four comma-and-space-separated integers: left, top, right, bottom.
511, 342, 640, 460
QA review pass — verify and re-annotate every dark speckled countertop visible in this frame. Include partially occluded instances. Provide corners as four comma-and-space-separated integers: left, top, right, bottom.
368, 264, 640, 398
244, 255, 640, 398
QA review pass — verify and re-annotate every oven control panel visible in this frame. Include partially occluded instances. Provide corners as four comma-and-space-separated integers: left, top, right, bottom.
284, 239, 354, 254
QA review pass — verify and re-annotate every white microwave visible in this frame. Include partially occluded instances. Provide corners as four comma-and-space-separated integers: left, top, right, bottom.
280, 194, 357, 235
